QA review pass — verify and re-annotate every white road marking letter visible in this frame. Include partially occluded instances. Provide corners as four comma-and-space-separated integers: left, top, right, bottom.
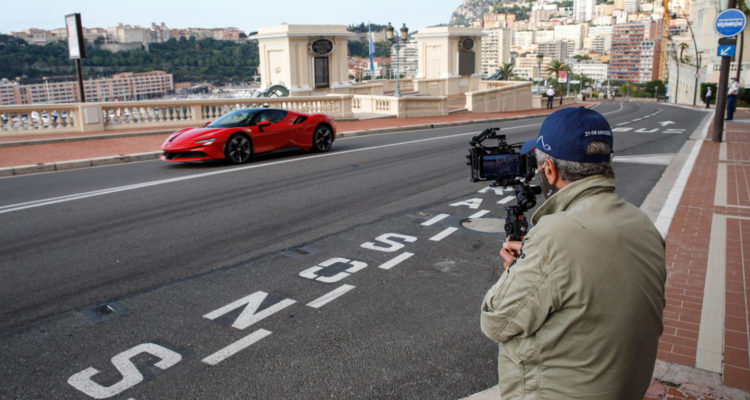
203, 292, 296, 330
201, 329, 272, 366
378, 252, 415, 270
469, 210, 491, 218
659, 120, 675, 126
421, 213, 450, 226
430, 227, 459, 241
612, 127, 633, 132
497, 196, 514, 204
635, 128, 659, 133
664, 128, 686, 134
450, 198, 483, 209
307, 284, 356, 308
361, 233, 418, 252
68, 343, 181, 399
299, 258, 368, 283
478, 186, 509, 195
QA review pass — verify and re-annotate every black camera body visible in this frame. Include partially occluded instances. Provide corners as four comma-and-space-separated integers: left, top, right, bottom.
468, 128, 537, 188
467, 128, 541, 240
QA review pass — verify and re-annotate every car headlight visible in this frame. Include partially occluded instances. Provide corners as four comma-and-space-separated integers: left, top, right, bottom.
195, 138, 215, 146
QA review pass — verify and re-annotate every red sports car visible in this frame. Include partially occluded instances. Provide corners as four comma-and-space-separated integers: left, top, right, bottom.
161, 107, 336, 164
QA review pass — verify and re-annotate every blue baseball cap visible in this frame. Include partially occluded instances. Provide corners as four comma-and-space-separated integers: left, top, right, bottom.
520, 107, 613, 163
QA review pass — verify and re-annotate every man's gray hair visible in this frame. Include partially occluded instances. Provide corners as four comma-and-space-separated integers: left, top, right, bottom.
535, 141, 615, 182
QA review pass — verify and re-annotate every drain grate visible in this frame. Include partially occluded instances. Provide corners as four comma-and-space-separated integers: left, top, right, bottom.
78, 301, 130, 324
282, 245, 321, 260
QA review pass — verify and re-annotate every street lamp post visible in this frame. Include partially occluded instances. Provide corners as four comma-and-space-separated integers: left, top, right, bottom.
536, 53, 544, 94
385, 22, 408, 97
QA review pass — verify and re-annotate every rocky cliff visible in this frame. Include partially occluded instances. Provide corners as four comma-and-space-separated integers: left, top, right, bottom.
449, 0, 494, 26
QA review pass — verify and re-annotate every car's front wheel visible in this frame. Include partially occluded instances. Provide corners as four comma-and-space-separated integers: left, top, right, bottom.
311, 125, 333, 153
224, 133, 252, 164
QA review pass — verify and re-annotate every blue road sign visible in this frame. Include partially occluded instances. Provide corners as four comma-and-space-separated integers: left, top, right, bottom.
715, 9, 747, 37
718, 45, 736, 57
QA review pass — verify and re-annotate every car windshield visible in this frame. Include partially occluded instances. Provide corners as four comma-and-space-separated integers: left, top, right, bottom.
207, 109, 258, 128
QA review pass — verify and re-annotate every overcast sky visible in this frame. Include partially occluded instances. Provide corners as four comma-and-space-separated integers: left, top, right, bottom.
1, 0, 461, 34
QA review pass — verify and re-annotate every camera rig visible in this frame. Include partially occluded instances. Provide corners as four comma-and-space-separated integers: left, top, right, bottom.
467, 127, 541, 240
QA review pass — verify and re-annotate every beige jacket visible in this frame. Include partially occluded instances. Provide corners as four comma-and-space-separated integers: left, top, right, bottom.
481, 175, 666, 399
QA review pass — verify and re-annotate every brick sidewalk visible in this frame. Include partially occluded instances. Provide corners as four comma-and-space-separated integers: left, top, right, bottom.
645, 109, 750, 400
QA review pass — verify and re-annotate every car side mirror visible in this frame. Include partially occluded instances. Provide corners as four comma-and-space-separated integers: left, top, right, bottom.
204, 121, 211, 127
257, 120, 272, 132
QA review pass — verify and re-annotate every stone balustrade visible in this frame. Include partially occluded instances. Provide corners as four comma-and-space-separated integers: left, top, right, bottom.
465, 81, 533, 113
531, 94, 578, 109
0, 95, 354, 136
352, 95, 447, 118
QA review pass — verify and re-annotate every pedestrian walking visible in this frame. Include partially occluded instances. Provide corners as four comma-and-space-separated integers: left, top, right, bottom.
480, 107, 666, 399
705, 86, 712, 109
545, 86, 554, 109
727, 77, 739, 120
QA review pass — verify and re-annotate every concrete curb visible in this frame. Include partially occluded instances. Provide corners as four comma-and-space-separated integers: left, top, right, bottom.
0, 113, 552, 177
0, 152, 161, 177
0, 130, 175, 148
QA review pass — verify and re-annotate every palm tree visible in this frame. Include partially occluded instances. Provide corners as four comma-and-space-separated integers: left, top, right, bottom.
500, 63, 514, 80
545, 60, 570, 104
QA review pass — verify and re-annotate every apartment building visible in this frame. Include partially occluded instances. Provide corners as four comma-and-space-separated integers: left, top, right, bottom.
571, 62, 609, 82
538, 41, 569, 62
573, 0, 594, 22
481, 28, 512, 75
608, 22, 661, 83
0, 71, 174, 105
389, 41, 418, 78
514, 54, 553, 80
554, 24, 587, 50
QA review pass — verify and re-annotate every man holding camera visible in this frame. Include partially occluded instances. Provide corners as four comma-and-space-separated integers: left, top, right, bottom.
480, 107, 666, 399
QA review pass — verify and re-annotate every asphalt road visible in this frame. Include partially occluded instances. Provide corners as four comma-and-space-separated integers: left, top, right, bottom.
0, 102, 710, 399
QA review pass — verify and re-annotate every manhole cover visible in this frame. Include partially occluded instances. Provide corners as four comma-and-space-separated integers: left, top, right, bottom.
282, 245, 321, 259
78, 301, 130, 324
460, 217, 506, 233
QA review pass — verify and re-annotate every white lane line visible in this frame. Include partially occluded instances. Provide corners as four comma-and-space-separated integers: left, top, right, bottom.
714, 163, 728, 207
378, 252, 415, 270
497, 196, 514, 204
421, 213, 450, 226
201, 329, 272, 366
0, 131, 481, 215
430, 227, 459, 241
306, 284, 356, 309
616, 121, 630, 126
653, 114, 711, 237
695, 214, 727, 372
504, 122, 542, 130
469, 210, 490, 218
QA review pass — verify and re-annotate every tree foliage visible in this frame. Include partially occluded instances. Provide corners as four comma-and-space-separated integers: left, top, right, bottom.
347, 22, 388, 32
0, 34, 259, 84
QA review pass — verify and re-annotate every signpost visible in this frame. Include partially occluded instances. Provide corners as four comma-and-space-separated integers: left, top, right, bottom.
715, 9, 746, 37
713, 6, 746, 142
65, 13, 86, 103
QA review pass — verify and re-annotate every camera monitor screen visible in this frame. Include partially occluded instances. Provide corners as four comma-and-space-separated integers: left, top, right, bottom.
481, 154, 520, 178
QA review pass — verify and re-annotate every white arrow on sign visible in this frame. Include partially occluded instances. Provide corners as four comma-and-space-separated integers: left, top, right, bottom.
720, 47, 733, 56
659, 121, 675, 126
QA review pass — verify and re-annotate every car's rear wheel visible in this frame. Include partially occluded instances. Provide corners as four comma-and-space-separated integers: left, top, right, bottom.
311, 125, 333, 153
224, 133, 252, 164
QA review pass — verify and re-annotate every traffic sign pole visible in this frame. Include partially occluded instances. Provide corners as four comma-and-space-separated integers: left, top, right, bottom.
713, 2, 744, 142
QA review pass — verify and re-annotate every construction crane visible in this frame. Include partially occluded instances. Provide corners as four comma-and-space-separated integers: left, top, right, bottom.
659, 0, 671, 82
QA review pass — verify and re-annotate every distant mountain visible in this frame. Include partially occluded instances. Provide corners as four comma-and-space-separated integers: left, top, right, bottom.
449, 0, 494, 26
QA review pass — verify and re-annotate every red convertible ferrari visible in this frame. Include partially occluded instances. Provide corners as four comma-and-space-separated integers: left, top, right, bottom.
161, 107, 336, 164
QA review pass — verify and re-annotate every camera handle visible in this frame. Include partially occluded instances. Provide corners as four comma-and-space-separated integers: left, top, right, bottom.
504, 205, 528, 241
